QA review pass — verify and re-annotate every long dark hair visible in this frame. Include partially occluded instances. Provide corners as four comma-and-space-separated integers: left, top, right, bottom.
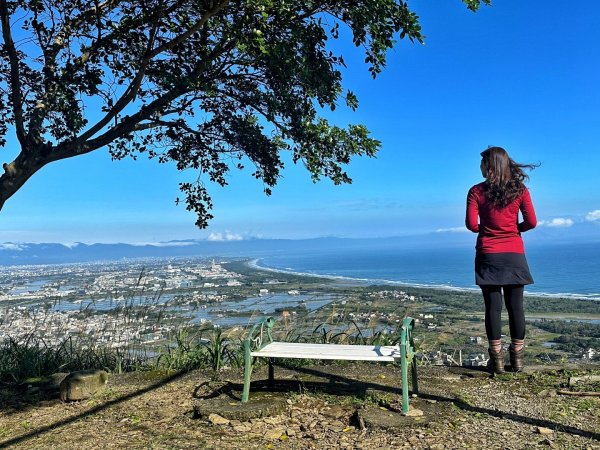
481, 147, 537, 208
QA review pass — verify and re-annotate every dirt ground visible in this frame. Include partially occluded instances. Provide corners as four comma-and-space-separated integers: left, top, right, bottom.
0, 363, 598, 449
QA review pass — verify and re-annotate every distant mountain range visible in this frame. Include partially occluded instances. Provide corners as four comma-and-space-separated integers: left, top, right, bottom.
0, 234, 469, 266
0, 223, 597, 266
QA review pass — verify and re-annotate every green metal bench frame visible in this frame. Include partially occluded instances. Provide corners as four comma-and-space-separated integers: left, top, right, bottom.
241, 316, 418, 413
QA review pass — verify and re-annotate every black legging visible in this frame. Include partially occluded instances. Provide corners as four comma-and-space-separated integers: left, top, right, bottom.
481, 285, 526, 341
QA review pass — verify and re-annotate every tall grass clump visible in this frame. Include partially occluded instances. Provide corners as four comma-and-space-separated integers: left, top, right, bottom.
0, 334, 148, 383
154, 327, 245, 372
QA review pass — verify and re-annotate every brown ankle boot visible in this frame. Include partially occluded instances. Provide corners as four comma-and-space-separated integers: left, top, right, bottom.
509, 346, 524, 372
487, 348, 506, 374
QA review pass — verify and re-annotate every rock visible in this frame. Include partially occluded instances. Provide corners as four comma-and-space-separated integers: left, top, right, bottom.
537, 427, 553, 435
328, 420, 346, 432
208, 414, 230, 425
263, 416, 284, 425
403, 408, 424, 417
359, 406, 429, 430
321, 405, 347, 420
264, 428, 286, 440
49, 372, 69, 389
233, 424, 251, 432
59, 370, 108, 402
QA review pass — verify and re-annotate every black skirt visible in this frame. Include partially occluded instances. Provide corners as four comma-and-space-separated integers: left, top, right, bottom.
475, 252, 534, 286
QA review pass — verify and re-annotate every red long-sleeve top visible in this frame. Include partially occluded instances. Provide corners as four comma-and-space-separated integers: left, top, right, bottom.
465, 182, 537, 254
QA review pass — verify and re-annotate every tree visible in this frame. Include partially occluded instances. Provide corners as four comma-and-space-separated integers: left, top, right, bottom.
0, 0, 490, 227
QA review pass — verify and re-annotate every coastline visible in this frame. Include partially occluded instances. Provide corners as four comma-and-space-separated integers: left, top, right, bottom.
246, 258, 478, 291
247, 258, 600, 303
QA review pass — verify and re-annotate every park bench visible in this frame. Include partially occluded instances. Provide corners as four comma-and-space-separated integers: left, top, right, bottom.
242, 316, 418, 413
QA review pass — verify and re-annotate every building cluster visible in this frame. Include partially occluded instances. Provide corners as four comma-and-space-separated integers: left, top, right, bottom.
0, 306, 179, 348
0, 259, 242, 303
347, 310, 405, 325
0, 258, 245, 347
370, 290, 418, 301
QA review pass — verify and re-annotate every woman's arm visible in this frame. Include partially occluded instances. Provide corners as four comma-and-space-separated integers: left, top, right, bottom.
465, 187, 480, 233
518, 188, 537, 232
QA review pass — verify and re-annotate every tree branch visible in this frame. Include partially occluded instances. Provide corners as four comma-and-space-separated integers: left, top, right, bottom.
148, 0, 229, 59
53, 76, 191, 160
0, 0, 27, 147
74, 24, 160, 143
52, 0, 117, 50
75, 0, 229, 144
27, 5, 61, 143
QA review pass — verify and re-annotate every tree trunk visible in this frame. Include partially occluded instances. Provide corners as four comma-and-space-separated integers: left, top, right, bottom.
0, 146, 51, 210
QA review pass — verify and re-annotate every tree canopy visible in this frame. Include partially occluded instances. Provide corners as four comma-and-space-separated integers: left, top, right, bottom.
0, 0, 490, 227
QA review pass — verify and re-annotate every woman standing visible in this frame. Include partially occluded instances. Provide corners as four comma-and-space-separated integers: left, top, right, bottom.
466, 147, 537, 374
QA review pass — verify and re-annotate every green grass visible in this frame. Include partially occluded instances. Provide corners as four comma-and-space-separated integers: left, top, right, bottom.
0, 334, 147, 383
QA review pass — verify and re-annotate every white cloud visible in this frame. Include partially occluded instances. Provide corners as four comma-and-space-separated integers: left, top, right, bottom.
435, 227, 469, 233
538, 218, 574, 228
0, 243, 28, 251
62, 242, 82, 249
207, 231, 244, 241
585, 210, 600, 222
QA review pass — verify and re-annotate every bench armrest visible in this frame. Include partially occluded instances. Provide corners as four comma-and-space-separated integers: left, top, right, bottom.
244, 316, 276, 354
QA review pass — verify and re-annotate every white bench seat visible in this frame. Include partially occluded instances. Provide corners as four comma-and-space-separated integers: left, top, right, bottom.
242, 316, 418, 413
251, 342, 401, 362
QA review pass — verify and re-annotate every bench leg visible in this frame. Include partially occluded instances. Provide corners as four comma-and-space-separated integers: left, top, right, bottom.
400, 342, 409, 414
242, 342, 252, 402
268, 358, 275, 386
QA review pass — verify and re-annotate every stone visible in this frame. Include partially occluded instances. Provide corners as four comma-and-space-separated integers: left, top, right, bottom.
264, 428, 286, 440
49, 372, 69, 389
537, 427, 553, 435
233, 424, 251, 432
359, 406, 429, 430
321, 405, 347, 420
403, 408, 424, 417
208, 414, 230, 425
328, 420, 345, 432
263, 416, 284, 425
59, 369, 108, 402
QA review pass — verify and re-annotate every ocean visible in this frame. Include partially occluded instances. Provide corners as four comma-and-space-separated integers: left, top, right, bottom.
257, 241, 600, 301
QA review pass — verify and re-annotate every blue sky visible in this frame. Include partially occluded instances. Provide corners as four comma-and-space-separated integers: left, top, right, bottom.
1, 0, 599, 244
